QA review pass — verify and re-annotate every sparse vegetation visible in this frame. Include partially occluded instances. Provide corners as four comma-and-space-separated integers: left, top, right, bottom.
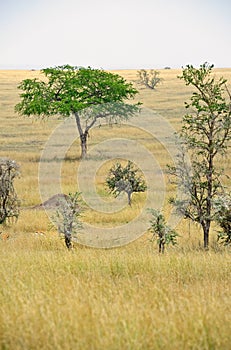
0, 68, 231, 349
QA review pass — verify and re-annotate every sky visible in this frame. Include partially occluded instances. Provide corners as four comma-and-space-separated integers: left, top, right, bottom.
0, 0, 230, 70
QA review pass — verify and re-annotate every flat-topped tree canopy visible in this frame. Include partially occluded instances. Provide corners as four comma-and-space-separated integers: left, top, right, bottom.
15, 65, 140, 158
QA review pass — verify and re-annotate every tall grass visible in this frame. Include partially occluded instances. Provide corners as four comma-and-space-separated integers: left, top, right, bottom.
0, 239, 230, 350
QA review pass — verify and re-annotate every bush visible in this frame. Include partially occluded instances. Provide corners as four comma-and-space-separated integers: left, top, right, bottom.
52, 192, 82, 249
0, 158, 20, 224
106, 161, 146, 206
214, 193, 231, 245
137, 69, 163, 90
148, 209, 178, 253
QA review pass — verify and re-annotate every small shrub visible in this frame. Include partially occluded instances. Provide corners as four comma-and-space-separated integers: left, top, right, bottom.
214, 193, 231, 246
137, 69, 163, 90
52, 192, 82, 249
148, 209, 178, 253
0, 158, 20, 225
106, 161, 146, 206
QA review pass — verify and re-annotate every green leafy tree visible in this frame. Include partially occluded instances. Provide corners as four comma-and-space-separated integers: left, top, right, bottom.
106, 161, 147, 206
168, 63, 231, 249
148, 209, 178, 253
0, 158, 20, 225
52, 192, 82, 249
137, 69, 163, 90
15, 65, 140, 158
214, 193, 231, 246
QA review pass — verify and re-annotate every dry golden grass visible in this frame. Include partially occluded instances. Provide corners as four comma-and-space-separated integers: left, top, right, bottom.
0, 68, 231, 349
0, 238, 230, 350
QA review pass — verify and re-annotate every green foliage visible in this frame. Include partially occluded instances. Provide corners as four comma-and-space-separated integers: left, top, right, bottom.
106, 161, 147, 205
15, 65, 139, 117
214, 193, 231, 245
179, 62, 231, 154
168, 62, 231, 249
52, 192, 82, 249
15, 65, 140, 158
137, 69, 163, 90
148, 209, 178, 253
0, 158, 20, 225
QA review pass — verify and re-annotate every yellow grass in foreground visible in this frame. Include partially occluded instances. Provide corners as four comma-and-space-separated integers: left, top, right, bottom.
0, 238, 231, 350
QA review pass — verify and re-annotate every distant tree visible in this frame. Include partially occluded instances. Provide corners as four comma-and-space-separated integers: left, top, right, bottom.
168, 63, 231, 249
106, 161, 147, 206
148, 209, 178, 253
137, 69, 163, 90
0, 158, 20, 224
52, 192, 82, 249
214, 193, 231, 246
15, 65, 140, 159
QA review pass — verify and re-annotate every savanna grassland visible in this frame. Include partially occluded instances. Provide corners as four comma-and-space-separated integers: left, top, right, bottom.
0, 68, 231, 349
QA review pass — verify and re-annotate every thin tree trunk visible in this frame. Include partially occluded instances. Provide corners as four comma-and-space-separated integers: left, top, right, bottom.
80, 133, 88, 159
204, 228, 209, 250
64, 233, 72, 249
202, 221, 210, 250
64, 222, 73, 250
159, 241, 165, 254
159, 241, 162, 253
204, 150, 213, 250
74, 112, 88, 159
127, 191, 133, 206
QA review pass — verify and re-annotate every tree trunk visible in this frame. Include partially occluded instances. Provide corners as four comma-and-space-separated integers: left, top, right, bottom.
80, 133, 88, 159
159, 240, 165, 254
203, 152, 213, 250
127, 192, 132, 206
74, 112, 88, 159
64, 233, 72, 249
202, 221, 210, 250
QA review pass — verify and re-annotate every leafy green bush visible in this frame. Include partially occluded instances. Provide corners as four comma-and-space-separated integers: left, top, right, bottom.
106, 161, 146, 205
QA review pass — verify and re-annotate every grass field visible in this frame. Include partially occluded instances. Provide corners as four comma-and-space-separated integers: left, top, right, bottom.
0, 68, 231, 349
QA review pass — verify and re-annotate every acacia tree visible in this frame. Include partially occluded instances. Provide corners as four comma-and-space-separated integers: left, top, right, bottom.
15, 65, 140, 158
137, 69, 163, 90
168, 63, 231, 249
0, 158, 20, 224
106, 161, 147, 206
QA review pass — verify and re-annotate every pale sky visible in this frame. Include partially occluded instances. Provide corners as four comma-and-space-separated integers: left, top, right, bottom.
0, 0, 230, 70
